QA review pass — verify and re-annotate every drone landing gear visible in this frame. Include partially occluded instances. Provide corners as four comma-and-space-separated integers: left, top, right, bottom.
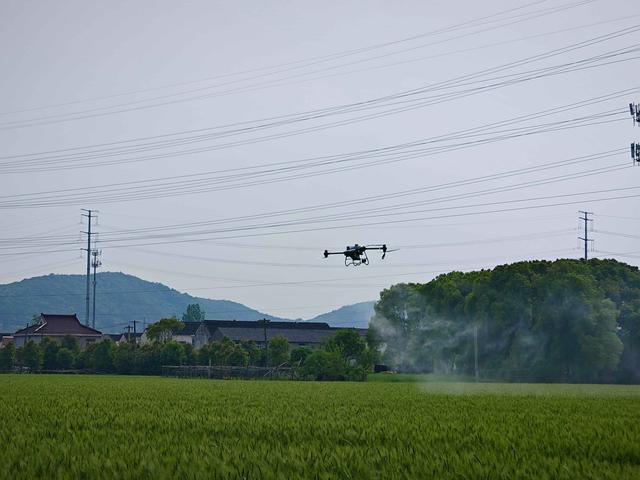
345, 251, 369, 266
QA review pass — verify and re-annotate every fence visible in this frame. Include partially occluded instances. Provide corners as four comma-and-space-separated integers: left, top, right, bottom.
161, 365, 295, 380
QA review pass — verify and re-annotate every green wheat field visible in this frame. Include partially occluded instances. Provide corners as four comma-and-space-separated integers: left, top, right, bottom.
1, 375, 639, 479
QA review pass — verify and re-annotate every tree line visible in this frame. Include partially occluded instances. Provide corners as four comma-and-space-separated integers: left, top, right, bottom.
0, 326, 377, 381
370, 259, 640, 383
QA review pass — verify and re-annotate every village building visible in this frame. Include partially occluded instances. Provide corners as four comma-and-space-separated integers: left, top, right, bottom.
176, 320, 367, 349
104, 333, 124, 343
13, 314, 103, 349
106, 332, 143, 344
172, 322, 202, 346
139, 321, 201, 346
0, 333, 13, 347
136, 318, 367, 349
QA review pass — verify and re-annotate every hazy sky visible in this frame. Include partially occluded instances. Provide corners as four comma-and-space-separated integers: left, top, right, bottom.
1, 0, 639, 322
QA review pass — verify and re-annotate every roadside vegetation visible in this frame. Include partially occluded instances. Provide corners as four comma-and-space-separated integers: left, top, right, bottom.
1, 328, 377, 381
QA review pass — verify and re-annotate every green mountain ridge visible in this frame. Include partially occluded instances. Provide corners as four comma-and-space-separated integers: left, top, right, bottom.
307, 301, 376, 329
0, 272, 288, 333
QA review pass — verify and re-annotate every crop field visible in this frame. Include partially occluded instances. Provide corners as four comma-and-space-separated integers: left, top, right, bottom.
1, 375, 639, 479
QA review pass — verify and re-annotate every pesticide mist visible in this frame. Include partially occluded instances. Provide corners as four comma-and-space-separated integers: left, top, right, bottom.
369, 259, 640, 384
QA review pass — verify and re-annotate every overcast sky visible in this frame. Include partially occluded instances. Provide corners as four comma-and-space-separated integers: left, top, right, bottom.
1, 0, 639, 321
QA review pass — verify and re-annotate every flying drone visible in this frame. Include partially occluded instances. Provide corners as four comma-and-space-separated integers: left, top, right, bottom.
323, 244, 395, 266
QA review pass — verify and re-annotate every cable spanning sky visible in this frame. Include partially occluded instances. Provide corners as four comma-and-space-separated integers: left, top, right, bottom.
0, 0, 639, 321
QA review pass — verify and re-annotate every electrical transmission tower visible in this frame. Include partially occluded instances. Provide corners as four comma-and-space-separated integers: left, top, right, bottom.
578, 211, 593, 260
632, 143, 640, 165
81, 209, 98, 326
631, 103, 639, 165
91, 249, 102, 330
631, 102, 640, 126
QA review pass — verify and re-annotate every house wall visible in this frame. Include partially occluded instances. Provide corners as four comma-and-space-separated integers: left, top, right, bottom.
13, 334, 102, 349
172, 334, 193, 346
193, 324, 210, 349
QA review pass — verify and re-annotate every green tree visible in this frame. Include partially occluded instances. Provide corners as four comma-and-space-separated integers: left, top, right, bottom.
371, 259, 635, 382
290, 346, 312, 366
226, 345, 249, 367
182, 304, 206, 322
114, 342, 137, 374
183, 343, 196, 365
196, 343, 212, 365
326, 329, 366, 360
299, 350, 347, 381
93, 340, 115, 372
370, 283, 425, 371
146, 317, 185, 343
20, 341, 43, 371
208, 340, 228, 365
161, 342, 186, 366
0, 343, 16, 370
42, 338, 60, 370
268, 335, 290, 366
56, 348, 74, 370
135, 344, 162, 375
60, 335, 80, 354
240, 340, 261, 366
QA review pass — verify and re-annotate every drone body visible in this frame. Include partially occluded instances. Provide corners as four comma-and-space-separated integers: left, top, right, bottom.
323, 243, 392, 266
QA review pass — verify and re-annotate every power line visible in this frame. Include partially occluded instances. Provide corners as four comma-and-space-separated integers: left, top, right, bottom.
0, 0, 596, 125
2, 25, 637, 143
0, 151, 628, 251
1, 183, 636, 258
0, 247, 579, 299
0, 110, 628, 206
1, 45, 640, 172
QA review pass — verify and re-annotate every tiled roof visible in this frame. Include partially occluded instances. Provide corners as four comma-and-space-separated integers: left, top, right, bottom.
331, 327, 368, 337
202, 320, 331, 330
14, 314, 102, 336
176, 322, 203, 336
215, 327, 337, 344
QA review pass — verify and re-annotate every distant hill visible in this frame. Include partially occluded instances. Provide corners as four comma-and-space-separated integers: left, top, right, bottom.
307, 301, 376, 329
0, 272, 286, 333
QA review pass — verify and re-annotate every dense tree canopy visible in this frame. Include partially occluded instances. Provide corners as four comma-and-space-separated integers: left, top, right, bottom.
182, 304, 205, 322
371, 259, 640, 383
146, 317, 185, 343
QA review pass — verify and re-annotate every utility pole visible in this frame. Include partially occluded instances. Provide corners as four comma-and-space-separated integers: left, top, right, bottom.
578, 211, 593, 260
91, 249, 102, 330
81, 209, 98, 326
126, 324, 132, 343
133, 320, 138, 336
262, 318, 269, 367
632, 142, 640, 165
474, 325, 479, 383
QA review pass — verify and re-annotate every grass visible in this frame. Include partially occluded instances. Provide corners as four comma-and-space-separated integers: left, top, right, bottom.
367, 372, 478, 383
1, 374, 639, 479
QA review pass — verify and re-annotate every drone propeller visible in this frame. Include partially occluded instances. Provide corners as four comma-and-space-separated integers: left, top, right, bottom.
383, 249, 399, 259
